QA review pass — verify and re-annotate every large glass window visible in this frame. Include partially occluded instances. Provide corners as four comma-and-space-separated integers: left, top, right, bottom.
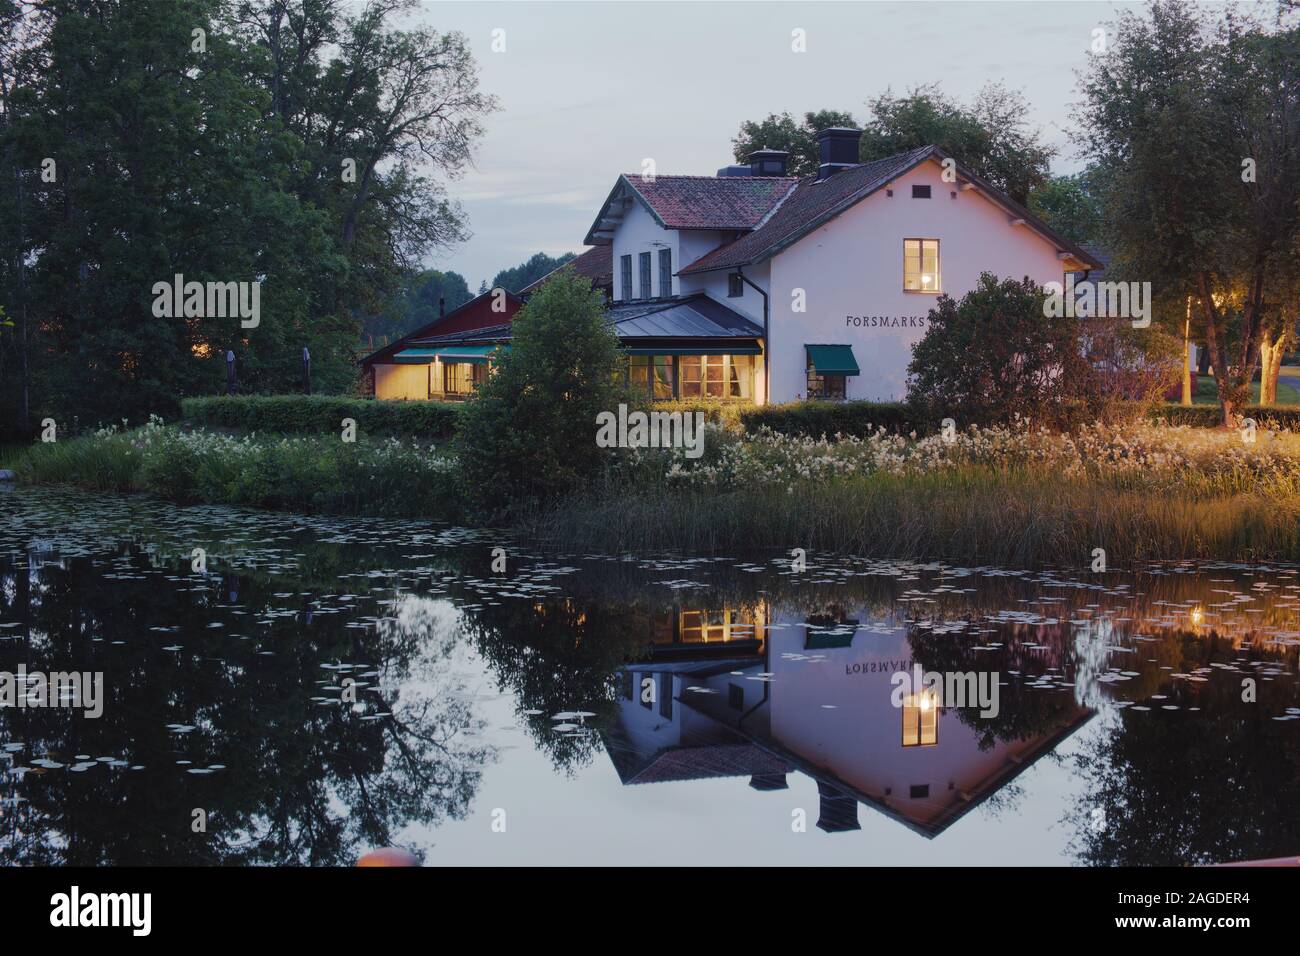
628, 355, 674, 400
680, 354, 753, 399
442, 362, 484, 395
904, 238, 940, 292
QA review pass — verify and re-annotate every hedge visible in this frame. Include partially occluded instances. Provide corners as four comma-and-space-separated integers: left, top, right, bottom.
741, 401, 927, 439
180, 395, 462, 439
1149, 404, 1300, 430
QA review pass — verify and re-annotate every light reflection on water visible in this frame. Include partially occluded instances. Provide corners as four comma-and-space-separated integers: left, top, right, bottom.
1, 487, 1298, 866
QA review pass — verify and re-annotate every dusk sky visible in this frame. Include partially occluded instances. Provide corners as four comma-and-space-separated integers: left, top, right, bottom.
408, 0, 1144, 287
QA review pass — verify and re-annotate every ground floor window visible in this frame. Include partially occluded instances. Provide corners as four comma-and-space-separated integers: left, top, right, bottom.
624, 353, 755, 400
807, 366, 847, 400
442, 362, 485, 395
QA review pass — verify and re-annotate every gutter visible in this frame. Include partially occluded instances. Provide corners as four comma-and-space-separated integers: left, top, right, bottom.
736, 266, 770, 402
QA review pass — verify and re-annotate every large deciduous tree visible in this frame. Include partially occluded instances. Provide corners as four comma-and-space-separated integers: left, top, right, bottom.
1079, 0, 1300, 425
732, 86, 1054, 204
0, 0, 494, 431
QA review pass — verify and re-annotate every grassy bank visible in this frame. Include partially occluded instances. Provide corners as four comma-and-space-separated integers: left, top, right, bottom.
11, 419, 461, 518
9, 417, 1300, 567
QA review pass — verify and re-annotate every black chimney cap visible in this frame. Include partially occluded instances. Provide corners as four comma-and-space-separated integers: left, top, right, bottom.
745, 149, 790, 177
815, 127, 862, 180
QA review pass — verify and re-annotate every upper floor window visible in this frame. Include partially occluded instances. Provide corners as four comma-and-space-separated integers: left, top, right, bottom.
639, 252, 652, 299
911, 184, 931, 199
658, 248, 672, 298
620, 254, 632, 300
727, 273, 744, 298
904, 238, 940, 292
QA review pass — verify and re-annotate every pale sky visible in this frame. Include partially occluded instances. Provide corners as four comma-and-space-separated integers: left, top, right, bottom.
403, 1, 1146, 287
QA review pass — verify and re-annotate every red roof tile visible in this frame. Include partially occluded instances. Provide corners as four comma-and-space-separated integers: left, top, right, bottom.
626, 174, 797, 231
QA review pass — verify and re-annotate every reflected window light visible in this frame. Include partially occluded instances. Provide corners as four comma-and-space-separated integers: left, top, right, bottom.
902, 689, 939, 747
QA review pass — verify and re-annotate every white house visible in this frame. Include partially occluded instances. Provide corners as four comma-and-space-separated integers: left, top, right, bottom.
396, 128, 1101, 405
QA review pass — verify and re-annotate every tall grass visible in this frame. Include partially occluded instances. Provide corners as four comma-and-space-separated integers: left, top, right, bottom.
525, 468, 1300, 566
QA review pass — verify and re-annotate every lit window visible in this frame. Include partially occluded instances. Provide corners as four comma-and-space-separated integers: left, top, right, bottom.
904, 238, 940, 292
902, 689, 939, 746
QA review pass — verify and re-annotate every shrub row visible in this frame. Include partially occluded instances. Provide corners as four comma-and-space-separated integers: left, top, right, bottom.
181, 394, 462, 439
1149, 404, 1300, 430
740, 401, 927, 439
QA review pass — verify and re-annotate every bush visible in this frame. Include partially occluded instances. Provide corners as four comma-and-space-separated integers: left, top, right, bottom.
906, 273, 1175, 429
1150, 404, 1300, 430
180, 394, 462, 439
657, 399, 749, 431
453, 270, 629, 518
741, 400, 924, 438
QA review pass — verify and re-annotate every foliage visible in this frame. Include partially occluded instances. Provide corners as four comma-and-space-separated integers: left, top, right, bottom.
15, 418, 462, 518
452, 270, 630, 518
491, 251, 576, 295
363, 269, 473, 345
905, 274, 1175, 429
1027, 171, 1104, 245
731, 109, 858, 177
181, 394, 462, 439
1078, 0, 1300, 424
0, 0, 495, 428
859, 83, 1054, 203
741, 400, 921, 438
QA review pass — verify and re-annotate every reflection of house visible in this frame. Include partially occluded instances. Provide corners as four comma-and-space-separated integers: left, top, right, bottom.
605, 602, 1092, 837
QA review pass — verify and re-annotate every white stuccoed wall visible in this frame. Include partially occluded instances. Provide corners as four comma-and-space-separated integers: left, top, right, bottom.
611, 195, 680, 301
767, 158, 1072, 404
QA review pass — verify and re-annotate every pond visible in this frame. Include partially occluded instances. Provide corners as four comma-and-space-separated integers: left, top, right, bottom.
1, 486, 1298, 866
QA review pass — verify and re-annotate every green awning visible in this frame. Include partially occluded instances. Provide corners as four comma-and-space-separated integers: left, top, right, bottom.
624, 344, 762, 356
394, 345, 502, 365
806, 344, 860, 376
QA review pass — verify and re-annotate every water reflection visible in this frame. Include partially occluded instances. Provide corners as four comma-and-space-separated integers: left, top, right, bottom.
1, 488, 1298, 865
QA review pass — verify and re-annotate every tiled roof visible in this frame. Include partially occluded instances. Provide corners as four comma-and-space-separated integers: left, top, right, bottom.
519, 245, 612, 295
680, 145, 1105, 275
627, 174, 797, 231
679, 147, 935, 274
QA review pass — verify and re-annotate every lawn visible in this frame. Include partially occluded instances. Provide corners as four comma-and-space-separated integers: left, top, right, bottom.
1191, 366, 1300, 405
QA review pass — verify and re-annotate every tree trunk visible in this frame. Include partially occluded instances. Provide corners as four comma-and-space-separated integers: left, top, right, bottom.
1260, 332, 1278, 406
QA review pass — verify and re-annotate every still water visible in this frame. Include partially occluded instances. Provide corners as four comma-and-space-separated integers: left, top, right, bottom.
1, 486, 1298, 866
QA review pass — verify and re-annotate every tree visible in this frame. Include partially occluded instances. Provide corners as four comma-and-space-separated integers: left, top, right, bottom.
491, 251, 576, 294
906, 274, 1173, 428
362, 268, 472, 344
859, 83, 1054, 203
1028, 172, 1103, 246
453, 269, 627, 519
0, 0, 495, 428
731, 109, 857, 177
1079, 0, 1300, 425
730, 85, 1054, 202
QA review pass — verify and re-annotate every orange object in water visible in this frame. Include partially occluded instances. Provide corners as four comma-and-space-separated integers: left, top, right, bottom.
356, 848, 419, 867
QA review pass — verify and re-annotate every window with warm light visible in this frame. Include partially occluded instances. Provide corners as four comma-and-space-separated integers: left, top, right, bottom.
904, 238, 940, 292
902, 689, 939, 746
